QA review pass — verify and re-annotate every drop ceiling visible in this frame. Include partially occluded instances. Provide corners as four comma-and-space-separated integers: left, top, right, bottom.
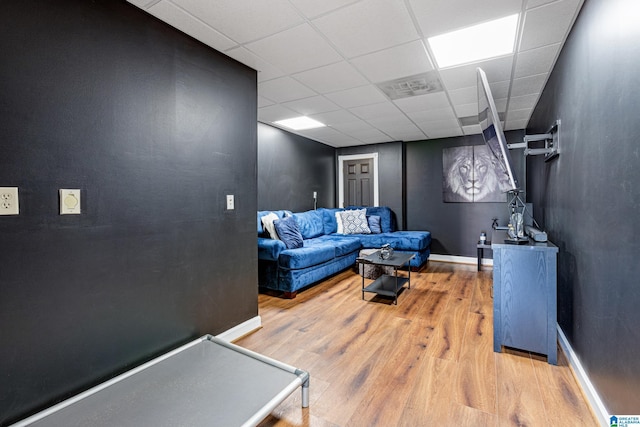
128, 0, 583, 147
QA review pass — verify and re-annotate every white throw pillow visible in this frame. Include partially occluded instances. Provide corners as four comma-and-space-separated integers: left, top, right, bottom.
335, 211, 344, 234
339, 209, 371, 234
261, 212, 280, 240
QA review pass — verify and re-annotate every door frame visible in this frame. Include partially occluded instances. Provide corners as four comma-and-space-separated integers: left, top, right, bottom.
338, 153, 379, 208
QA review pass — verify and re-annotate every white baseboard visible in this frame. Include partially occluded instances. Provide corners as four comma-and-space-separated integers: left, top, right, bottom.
216, 315, 262, 342
429, 253, 493, 267
557, 325, 609, 426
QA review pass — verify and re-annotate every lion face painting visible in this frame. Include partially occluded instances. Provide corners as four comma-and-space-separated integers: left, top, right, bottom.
442, 145, 512, 203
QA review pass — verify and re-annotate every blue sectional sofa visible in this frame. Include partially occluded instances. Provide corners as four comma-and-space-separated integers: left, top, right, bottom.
257, 206, 431, 298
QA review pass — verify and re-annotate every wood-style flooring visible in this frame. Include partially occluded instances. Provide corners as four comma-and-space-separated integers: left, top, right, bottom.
236, 261, 598, 427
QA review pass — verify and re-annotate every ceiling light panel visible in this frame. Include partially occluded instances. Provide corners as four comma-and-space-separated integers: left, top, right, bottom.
409, 0, 521, 38
274, 116, 326, 130
428, 14, 519, 68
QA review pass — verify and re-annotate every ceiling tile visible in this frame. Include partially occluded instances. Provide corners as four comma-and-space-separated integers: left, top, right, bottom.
410, 0, 523, 38
259, 77, 316, 102
409, 108, 459, 127
245, 24, 343, 74
505, 119, 529, 130
520, 0, 582, 51
257, 104, 298, 122
224, 46, 285, 82
325, 85, 388, 108
440, 55, 513, 90
526, 0, 556, 9
148, 2, 237, 51
293, 61, 369, 93
310, 109, 360, 126
424, 127, 464, 139
507, 108, 533, 121
515, 43, 561, 78
453, 103, 477, 118
350, 40, 433, 83
171, 0, 304, 44
349, 102, 403, 121
258, 96, 275, 108
366, 115, 417, 132
288, 0, 360, 19
489, 80, 511, 99
386, 129, 427, 141
511, 73, 548, 96
508, 93, 539, 111
394, 92, 451, 113
463, 124, 482, 135
329, 118, 373, 133
448, 86, 477, 106
282, 96, 340, 115
347, 127, 393, 143
313, 0, 419, 58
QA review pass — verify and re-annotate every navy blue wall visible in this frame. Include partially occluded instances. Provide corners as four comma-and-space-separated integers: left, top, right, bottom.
258, 123, 335, 212
405, 131, 525, 257
0, 1, 258, 424
527, 0, 640, 413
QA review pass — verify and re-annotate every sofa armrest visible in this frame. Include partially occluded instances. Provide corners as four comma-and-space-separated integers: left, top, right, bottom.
258, 237, 286, 261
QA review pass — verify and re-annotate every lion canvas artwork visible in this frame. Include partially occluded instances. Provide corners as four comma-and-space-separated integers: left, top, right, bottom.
442, 145, 512, 203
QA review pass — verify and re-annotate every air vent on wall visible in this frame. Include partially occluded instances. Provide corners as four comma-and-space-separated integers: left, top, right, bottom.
376, 71, 443, 100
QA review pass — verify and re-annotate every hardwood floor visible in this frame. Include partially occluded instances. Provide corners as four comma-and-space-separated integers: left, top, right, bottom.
236, 262, 598, 427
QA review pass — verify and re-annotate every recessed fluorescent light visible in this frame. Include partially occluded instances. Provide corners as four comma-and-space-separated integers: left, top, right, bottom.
428, 14, 519, 68
274, 116, 326, 131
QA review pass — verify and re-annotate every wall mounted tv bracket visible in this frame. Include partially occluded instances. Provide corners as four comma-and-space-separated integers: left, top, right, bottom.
507, 119, 560, 162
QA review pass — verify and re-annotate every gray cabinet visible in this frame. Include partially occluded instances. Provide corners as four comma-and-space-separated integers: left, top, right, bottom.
492, 231, 558, 364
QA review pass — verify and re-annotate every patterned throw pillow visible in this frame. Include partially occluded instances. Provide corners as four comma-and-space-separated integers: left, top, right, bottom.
339, 209, 371, 234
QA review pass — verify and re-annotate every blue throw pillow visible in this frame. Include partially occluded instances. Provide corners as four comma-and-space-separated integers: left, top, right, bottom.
367, 215, 382, 234
273, 216, 304, 249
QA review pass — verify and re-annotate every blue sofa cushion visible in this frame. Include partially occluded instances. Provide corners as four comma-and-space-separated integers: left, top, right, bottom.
308, 235, 361, 257
353, 231, 431, 251
279, 244, 335, 269
258, 237, 286, 261
293, 210, 325, 239
274, 216, 303, 249
367, 215, 382, 234
320, 208, 343, 234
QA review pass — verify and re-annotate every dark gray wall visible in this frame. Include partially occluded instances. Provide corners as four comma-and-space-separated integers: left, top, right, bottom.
337, 141, 405, 229
405, 131, 525, 256
258, 123, 335, 212
0, 1, 258, 424
527, 0, 640, 413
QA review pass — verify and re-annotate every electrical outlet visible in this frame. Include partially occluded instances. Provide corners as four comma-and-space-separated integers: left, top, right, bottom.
59, 189, 81, 215
0, 187, 19, 215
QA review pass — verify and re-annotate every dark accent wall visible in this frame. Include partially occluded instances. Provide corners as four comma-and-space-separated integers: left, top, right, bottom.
258, 123, 335, 212
405, 131, 525, 256
337, 142, 405, 229
527, 0, 640, 413
0, 1, 257, 424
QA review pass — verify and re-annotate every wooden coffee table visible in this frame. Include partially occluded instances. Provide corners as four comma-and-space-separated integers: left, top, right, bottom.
356, 250, 414, 305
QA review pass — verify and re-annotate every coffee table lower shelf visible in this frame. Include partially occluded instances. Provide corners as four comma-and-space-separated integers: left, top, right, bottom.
363, 275, 410, 304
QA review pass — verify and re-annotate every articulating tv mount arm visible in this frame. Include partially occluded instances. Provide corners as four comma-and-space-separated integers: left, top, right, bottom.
507, 119, 560, 162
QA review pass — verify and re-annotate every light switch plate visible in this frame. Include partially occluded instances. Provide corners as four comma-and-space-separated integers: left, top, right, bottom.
0, 187, 19, 215
60, 189, 81, 215
226, 194, 234, 210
